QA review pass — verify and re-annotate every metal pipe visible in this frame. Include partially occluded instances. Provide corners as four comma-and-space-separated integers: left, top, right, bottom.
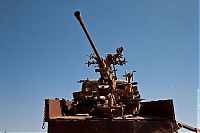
176, 121, 200, 133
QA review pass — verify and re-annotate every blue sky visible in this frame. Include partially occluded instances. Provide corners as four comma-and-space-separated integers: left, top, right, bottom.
0, 0, 198, 132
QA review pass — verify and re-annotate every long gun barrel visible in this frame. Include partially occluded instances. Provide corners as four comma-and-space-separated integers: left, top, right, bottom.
74, 11, 103, 65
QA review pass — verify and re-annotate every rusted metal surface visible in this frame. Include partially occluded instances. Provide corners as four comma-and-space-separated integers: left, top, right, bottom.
140, 99, 175, 122
44, 99, 61, 122
44, 99, 175, 133
44, 98, 199, 132
47, 118, 173, 133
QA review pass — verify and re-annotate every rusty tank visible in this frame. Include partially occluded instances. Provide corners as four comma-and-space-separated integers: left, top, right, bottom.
42, 11, 199, 133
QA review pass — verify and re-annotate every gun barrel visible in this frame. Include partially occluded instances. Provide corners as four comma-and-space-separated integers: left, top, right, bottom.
74, 11, 102, 63
177, 121, 199, 133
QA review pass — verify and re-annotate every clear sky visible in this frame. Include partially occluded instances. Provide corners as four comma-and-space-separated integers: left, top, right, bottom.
0, 0, 198, 132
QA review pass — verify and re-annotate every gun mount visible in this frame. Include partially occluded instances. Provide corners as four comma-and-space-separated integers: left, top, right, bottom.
73, 11, 141, 116
43, 11, 199, 133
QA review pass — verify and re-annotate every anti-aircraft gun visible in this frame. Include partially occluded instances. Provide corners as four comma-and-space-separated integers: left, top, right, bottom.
43, 11, 199, 133
72, 11, 141, 116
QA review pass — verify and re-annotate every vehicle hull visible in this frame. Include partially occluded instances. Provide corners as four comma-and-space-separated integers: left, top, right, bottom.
47, 117, 173, 133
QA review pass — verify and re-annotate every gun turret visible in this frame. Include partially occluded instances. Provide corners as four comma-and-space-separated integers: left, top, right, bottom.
73, 11, 141, 113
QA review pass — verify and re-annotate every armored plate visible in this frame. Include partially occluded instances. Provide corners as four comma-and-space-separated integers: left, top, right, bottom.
47, 116, 173, 133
